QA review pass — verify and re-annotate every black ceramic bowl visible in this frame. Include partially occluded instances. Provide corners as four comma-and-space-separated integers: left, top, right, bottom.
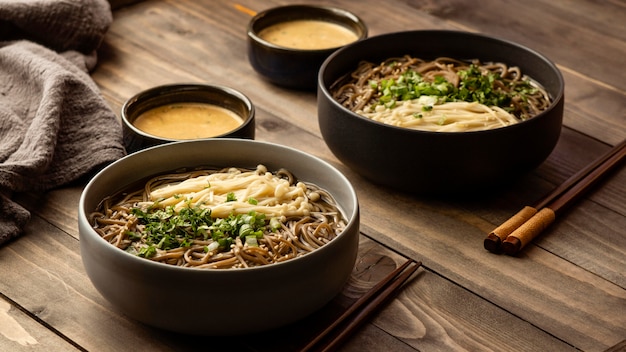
121, 84, 255, 153
318, 30, 565, 195
247, 5, 367, 90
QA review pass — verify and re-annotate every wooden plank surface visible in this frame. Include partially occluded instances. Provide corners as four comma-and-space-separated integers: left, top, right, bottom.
0, 295, 79, 352
1, 0, 625, 351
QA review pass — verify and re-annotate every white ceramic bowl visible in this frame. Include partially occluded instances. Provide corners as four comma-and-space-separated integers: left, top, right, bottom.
78, 139, 360, 335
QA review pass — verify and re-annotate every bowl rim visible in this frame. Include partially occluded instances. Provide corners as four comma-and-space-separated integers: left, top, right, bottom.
79, 138, 360, 275
247, 4, 368, 53
317, 29, 565, 136
121, 83, 255, 142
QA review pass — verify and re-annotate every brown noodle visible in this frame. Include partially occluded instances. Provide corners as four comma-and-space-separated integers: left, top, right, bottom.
89, 165, 346, 269
331, 56, 551, 132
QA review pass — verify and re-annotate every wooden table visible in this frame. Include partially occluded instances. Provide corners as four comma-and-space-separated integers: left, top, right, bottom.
2, 0, 625, 351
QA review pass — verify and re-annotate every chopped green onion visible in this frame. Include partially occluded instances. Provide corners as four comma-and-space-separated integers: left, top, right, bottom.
368, 64, 540, 115
269, 217, 281, 231
130, 206, 274, 258
245, 235, 259, 247
138, 245, 157, 258
206, 241, 219, 253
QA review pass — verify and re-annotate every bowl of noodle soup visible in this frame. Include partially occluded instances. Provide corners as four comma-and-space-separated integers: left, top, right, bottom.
318, 30, 564, 194
78, 139, 359, 335
247, 4, 368, 90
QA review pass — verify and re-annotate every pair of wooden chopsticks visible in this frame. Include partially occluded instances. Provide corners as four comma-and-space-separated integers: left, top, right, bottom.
301, 258, 421, 352
485, 139, 626, 255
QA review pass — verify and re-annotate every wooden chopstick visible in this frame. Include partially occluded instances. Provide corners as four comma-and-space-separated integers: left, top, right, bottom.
233, 3, 257, 16
301, 258, 421, 352
485, 139, 626, 254
502, 140, 625, 255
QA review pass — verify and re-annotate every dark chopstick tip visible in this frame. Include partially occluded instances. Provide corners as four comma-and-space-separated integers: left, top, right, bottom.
502, 237, 521, 256
484, 233, 503, 253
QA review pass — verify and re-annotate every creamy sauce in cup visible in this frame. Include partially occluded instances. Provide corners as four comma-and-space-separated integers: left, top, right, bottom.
133, 102, 244, 139
258, 20, 358, 50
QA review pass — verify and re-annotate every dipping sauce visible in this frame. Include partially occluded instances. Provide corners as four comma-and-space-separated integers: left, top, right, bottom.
258, 20, 359, 50
133, 102, 244, 139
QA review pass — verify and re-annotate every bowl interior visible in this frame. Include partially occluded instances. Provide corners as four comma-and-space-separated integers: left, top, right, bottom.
248, 5, 367, 51
122, 84, 255, 142
320, 30, 563, 103
82, 139, 357, 220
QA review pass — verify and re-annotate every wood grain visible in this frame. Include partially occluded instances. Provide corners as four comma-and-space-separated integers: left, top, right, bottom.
2, 0, 624, 351
0, 295, 79, 351
403, 0, 626, 91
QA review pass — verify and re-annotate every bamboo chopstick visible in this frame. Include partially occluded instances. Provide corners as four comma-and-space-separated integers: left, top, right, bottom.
485, 138, 626, 253
502, 140, 626, 255
485, 139, 626, 254
301, 258, 422, 352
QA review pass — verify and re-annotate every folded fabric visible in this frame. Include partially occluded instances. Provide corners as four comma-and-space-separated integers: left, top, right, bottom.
0, 0, 126, 244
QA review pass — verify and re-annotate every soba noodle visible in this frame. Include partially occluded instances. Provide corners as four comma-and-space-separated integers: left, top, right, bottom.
89, 165, 346, 269
331, 56, 552, 132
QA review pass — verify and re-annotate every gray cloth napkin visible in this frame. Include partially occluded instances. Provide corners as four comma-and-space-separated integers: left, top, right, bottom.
0, 0, 126, 244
